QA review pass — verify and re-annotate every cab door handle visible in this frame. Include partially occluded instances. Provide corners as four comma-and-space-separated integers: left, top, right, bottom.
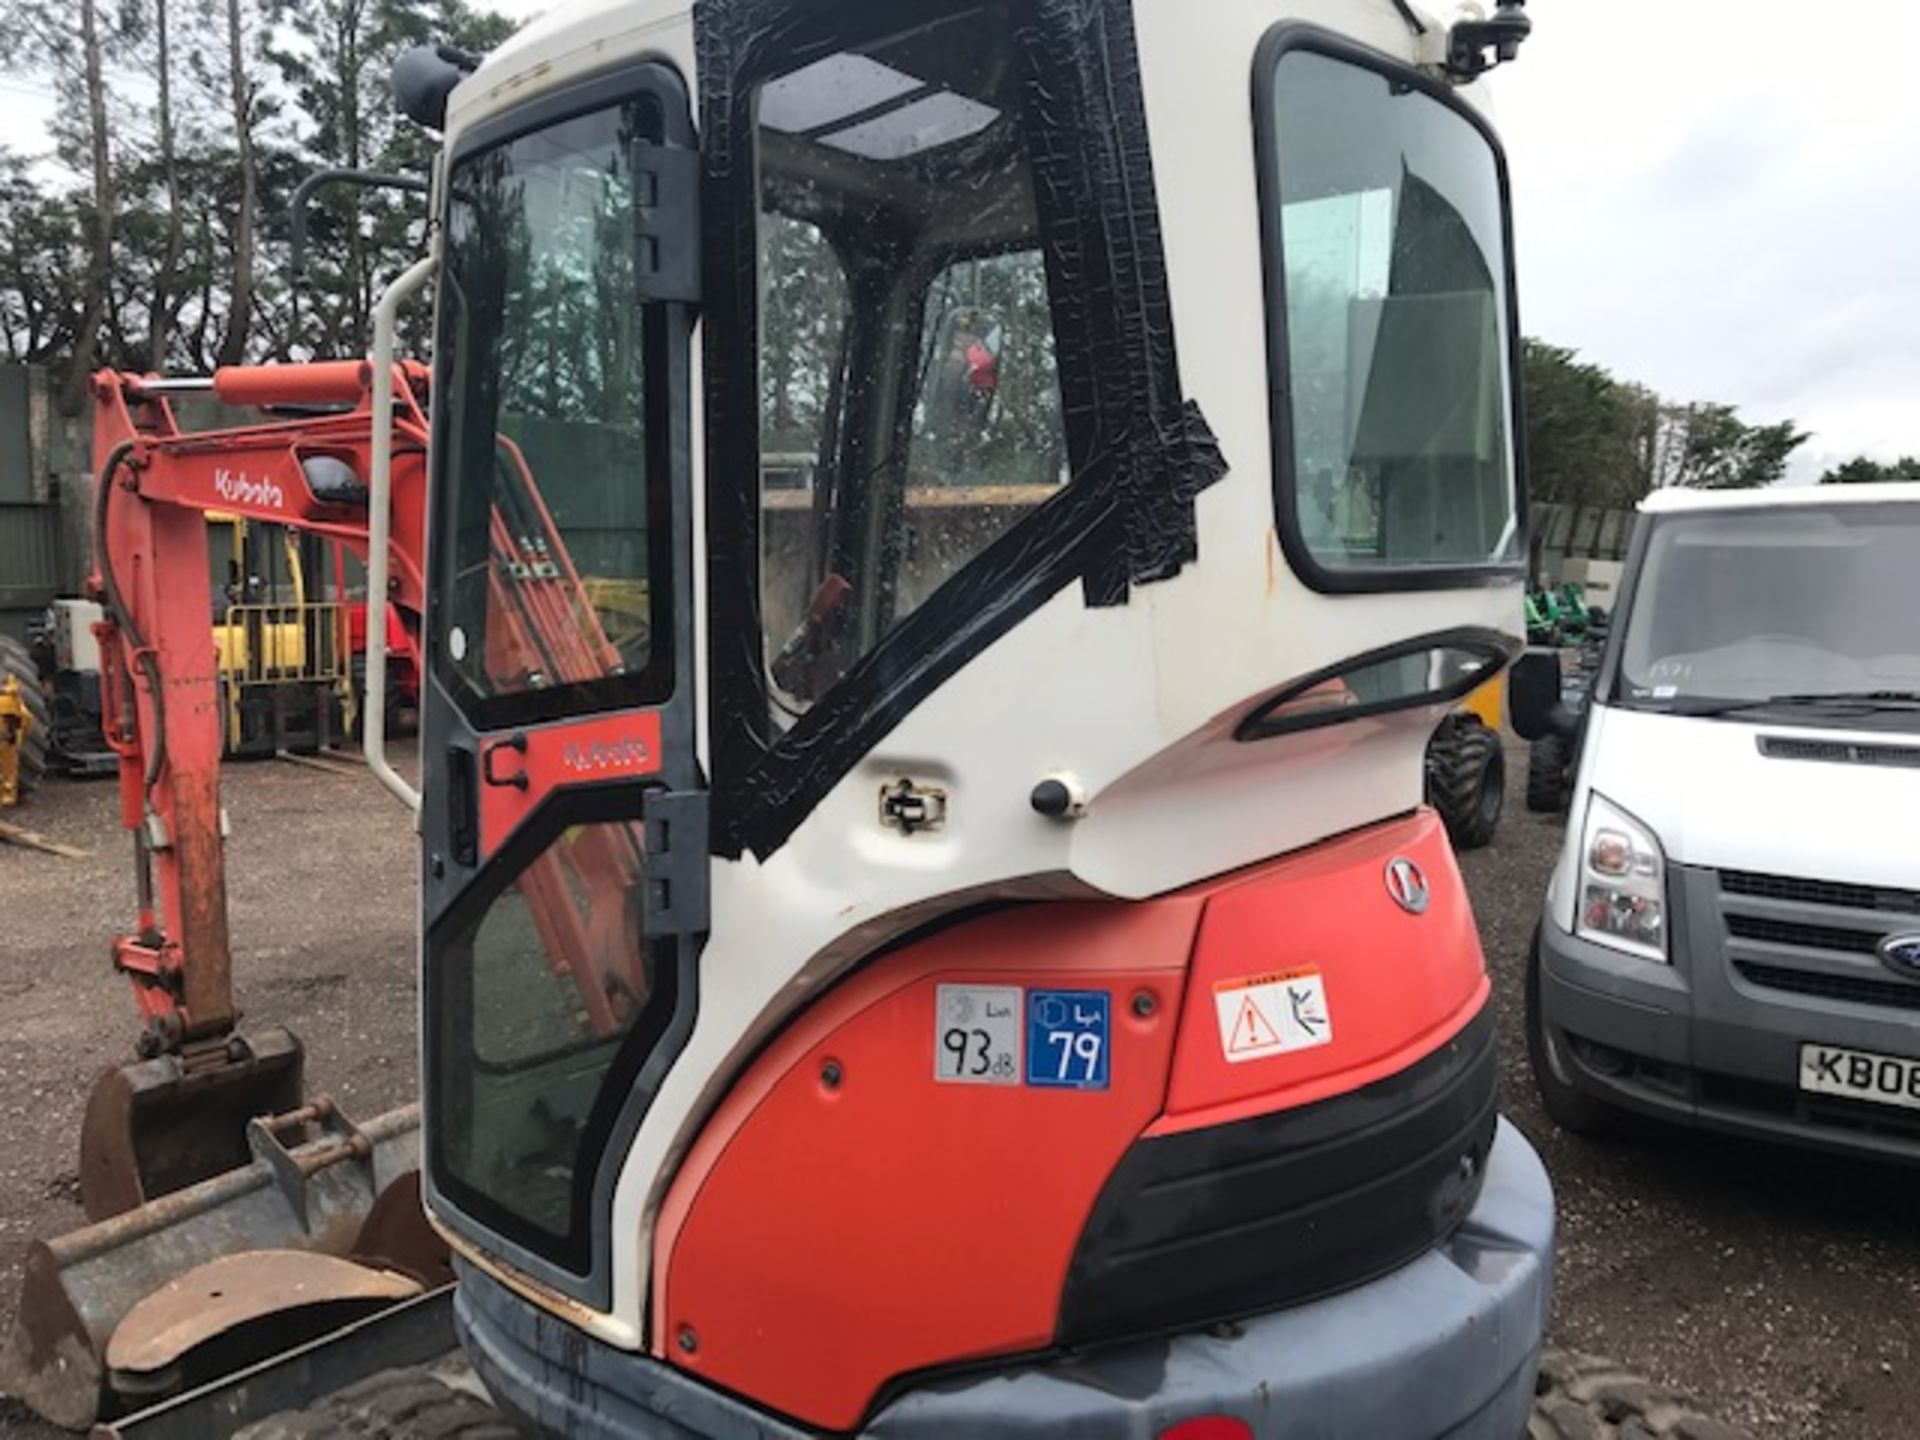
483, 733, 529, 790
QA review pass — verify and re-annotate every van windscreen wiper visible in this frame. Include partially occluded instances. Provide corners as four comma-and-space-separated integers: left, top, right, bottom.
1668, 690, 1920, 717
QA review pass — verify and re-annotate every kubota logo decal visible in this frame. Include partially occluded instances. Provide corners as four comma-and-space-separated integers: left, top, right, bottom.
1385, 857, 1430, 915
212, 467, 285, 511
562, 737, 653, 774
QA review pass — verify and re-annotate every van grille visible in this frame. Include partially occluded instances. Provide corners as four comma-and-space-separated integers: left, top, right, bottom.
1730, 961, 1920, 1012
1724, 914, 1884, 956
1717, 869, 1920, 1014
1720, 870, 1920, 914
1757, 735, 1920, 768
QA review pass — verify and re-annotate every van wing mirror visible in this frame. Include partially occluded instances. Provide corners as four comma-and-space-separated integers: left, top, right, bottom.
1509, 647, 1579, 741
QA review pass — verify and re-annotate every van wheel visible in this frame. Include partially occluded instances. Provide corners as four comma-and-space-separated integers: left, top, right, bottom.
1425, 714, 1504, 851
1526, 928, 1617, 1136
1525, 733, 1573, 814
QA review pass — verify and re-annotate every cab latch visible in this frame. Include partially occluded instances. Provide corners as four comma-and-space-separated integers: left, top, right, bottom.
879, 778, 947, 836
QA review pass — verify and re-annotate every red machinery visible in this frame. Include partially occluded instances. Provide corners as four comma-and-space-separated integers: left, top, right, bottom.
0, 363, 657, 1430
80, 358, 648, 1217
78, 361, 432, 1218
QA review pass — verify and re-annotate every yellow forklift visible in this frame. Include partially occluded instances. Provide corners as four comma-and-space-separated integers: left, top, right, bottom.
0, 632, 48, 805
205, 514, 355, 756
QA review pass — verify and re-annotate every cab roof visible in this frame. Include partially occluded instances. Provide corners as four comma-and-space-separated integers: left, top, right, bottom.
443, 0, 1469, 154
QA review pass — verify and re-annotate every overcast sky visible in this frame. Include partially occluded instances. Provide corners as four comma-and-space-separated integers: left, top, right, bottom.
1488, 2, 1920, 481
4, 1, 1916, 480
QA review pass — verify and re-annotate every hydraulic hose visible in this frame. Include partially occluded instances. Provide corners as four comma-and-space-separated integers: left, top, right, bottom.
92, 437, 166, 801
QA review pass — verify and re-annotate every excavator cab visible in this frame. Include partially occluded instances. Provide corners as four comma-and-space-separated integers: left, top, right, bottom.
5, 1, 1551, 1434
416, 2, 1550, 1437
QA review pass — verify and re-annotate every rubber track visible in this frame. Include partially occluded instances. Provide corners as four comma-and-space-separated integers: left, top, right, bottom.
231, 1367, 519, 1440
235, 1347, 1759, 1439
1529, 1349, 1757, 1440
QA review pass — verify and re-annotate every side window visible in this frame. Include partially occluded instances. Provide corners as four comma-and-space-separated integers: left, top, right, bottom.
1239, 636, 1507, 740
1264, 49, 1521, 581
752, 16, 1068, 723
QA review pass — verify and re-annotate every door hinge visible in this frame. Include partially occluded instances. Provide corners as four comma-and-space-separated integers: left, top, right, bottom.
631, 139, 701, 304
643, 789, 709, 936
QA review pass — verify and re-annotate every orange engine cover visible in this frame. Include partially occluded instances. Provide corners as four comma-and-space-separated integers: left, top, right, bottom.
652, 808, 1486, 1430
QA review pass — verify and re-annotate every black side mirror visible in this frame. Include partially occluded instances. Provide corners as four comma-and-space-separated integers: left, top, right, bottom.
1509, 648, 1578, 741
391, 43, 479, 132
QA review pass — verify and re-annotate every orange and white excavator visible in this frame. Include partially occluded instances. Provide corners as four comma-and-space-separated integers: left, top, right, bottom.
8, 0, 1556, 1435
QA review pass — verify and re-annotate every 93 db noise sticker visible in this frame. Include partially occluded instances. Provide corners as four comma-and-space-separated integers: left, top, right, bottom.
1214, 969, 1332, 1063
934, 985, 1022, 1084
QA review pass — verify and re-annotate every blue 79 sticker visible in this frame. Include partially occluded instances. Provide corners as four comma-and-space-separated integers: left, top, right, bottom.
1025, 990, 1110, 1090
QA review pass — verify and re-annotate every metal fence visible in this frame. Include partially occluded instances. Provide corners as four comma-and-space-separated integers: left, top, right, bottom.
0, 364, 90, 643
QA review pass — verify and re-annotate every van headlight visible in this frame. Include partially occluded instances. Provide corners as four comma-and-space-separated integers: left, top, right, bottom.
1577, 792, 1667, 961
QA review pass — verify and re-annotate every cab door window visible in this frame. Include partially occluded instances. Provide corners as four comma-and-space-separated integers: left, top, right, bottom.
435, 96, 671, 730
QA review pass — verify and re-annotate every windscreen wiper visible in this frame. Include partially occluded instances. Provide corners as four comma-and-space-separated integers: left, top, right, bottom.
1669, 690, 1920, 717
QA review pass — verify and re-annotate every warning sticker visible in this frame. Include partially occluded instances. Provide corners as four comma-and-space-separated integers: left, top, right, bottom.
1213, 970, 1333, 1064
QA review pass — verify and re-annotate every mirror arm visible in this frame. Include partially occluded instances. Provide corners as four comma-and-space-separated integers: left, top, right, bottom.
290, 169, 433, 292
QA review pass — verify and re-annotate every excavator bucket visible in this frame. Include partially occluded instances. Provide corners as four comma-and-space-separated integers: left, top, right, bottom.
0, 1100, 431, 1431
78, 1027, 306, 1222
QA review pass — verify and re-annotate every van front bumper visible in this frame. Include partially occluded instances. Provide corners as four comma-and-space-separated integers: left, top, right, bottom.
455, 1117, 1552, 1440
1538, 860, 1920, 1162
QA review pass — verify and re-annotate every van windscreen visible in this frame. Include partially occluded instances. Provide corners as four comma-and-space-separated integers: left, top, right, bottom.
1617, 504, 1920, 729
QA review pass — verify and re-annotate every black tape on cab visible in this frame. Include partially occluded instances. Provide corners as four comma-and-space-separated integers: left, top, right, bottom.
697, 0, 1228, 860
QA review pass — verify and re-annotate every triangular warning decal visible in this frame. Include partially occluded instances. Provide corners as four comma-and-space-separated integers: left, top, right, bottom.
1228, 995, 1283, 1055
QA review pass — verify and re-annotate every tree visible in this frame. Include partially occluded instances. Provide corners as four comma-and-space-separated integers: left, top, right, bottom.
146, 0, 186, 370
0, 0, 142, 407
214, 0, 263, 367
1819, 456, 1920, 484
1521, 340, 1655, 510
0, 0, 514, 379
265, 0, 513, 357
0, 152, 89, 364
1650, 403, 1808, 489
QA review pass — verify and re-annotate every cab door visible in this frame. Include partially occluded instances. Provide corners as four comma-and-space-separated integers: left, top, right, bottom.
417, 62, 703, 1304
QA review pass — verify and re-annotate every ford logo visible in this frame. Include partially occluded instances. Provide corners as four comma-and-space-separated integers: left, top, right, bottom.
1880, 933, 1920, 981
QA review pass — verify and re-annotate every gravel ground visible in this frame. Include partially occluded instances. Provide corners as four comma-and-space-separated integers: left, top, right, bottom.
1, 748, 1915, 1437
0, 759, 418, 1440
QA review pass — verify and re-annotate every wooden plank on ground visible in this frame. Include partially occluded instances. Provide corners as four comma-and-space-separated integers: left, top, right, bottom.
276, 750, 363, 778
0, 819, 89, 858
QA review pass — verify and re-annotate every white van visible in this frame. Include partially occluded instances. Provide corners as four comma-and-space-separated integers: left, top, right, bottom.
1511, 483, 1920, 1156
